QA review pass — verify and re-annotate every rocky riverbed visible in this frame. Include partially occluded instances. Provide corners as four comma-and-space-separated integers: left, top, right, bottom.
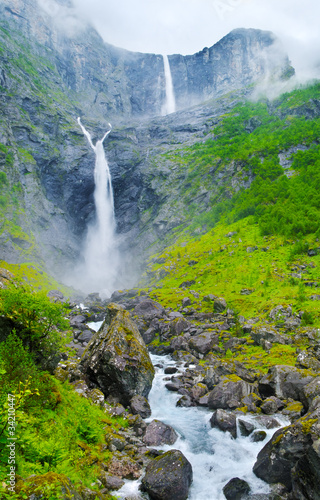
51, 288, 320, 499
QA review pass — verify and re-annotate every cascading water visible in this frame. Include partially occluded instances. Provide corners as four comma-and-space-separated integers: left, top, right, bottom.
75, 117, 119, 295
115, 354, 289, 500
162, 54, 176, 115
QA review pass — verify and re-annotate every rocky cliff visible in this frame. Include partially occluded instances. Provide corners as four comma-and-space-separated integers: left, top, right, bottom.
0, 0, 294, 285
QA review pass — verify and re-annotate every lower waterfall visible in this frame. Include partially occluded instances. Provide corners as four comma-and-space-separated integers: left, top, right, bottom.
74, 118, 119, 296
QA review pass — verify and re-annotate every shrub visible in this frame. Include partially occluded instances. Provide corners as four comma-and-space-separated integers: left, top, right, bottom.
0, 282, 70, 357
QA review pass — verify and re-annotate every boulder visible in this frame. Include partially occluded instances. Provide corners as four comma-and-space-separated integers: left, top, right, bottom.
143, 419, 178, 446
214, 297, 227, 313
188, 332, 218, 355
223, 477, 251, 500
210, 409, 237, 438
141, 450, 193, 500
130, 394, 152, 419
208, 378, 256, 410
133, 299, 166, 322
253, 407, 320, 491
299, 377, 320, 410
291, 439, 320, 500
258, 365, 314, 400
238, 419, 255, 437
80, 303, 155, 406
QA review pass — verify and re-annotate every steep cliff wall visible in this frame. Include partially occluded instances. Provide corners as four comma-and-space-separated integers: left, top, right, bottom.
0, 0, 295, 284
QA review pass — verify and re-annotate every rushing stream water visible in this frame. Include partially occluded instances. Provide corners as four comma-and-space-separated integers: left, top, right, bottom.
115, 354, 289, 500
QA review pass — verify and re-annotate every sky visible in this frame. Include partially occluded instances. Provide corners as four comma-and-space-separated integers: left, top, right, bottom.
41, 0, 320, 79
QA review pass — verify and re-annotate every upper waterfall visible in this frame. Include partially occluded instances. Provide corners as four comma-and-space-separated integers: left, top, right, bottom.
74, 118, 119, 295
162, 55, 176, 115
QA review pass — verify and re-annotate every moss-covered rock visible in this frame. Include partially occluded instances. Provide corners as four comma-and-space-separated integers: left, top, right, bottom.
141, 449, 193, 500
80, 303, 155, 406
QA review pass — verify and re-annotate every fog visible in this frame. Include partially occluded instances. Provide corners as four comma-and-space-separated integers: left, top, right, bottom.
69, 0, 320, 80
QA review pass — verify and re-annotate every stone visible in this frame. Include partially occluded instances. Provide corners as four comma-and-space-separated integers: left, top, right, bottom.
210, 409, 237, 438
80, 303, 155, 406
208, 379, 256, 410
214, 297, 227, 313
143, 419, 178, 446
99, 473, 125, 490
258, 365, 314, 400
223, 477, 251, 500
130, 394, 152, 419
291, 439, 320, 500
300, 377, 320, 410
182, 297, 192, 307
133, 299, 166, 322
251, 430, 267, 443
238, 419, 255, 437
141, 450, 193, 500
188, 332, 218, 355
77, 329, 94, 343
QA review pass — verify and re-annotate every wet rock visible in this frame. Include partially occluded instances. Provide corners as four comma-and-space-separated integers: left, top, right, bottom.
177, 395, 193, 407
130, 395, 152, 419
251, 430, 267, 442
238, 419, 255, 437
164, 366, 178, 375
210, 409, 237, 438
143, 419, 178, 446
223, 477, 251, 500
255, 416, 281, 429
80, 303, 155, 406
141, 449, 193, 500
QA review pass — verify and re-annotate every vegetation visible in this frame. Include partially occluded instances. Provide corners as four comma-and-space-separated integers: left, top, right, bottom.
0, 281, 125, 499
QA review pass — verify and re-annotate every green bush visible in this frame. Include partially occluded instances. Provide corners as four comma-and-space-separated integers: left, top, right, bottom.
0, 282, 70, 356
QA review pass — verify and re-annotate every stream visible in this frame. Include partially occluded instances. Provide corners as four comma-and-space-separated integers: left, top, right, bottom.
115, 354, 289, 500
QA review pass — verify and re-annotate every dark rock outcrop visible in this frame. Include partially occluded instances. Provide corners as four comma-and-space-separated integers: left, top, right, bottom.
80, 303, 155, 406
223, 477, 251, 500
141, 449, 193, 500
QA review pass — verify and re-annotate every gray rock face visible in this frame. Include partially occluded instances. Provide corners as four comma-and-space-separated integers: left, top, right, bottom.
80, 303, 155, 406
0, 0, 295, 277
141, 449, 193, 500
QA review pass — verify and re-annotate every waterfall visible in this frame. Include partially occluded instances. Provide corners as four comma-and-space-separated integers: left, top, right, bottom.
75, 117, 119, 296
162, 54, 176, 115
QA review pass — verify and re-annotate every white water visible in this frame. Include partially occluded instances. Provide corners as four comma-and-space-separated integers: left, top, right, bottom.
115, 354, 289, 500
75, 118, 119, 296
162, 55, 176, 115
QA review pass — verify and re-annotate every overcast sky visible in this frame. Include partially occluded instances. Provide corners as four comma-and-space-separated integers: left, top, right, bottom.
41, 0, 320, 79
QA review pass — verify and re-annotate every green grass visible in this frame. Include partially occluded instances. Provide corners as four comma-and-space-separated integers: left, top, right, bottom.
142, 216, 320, 322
